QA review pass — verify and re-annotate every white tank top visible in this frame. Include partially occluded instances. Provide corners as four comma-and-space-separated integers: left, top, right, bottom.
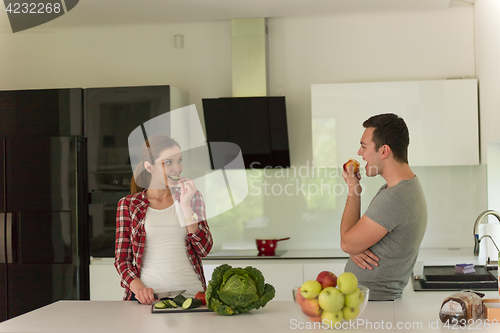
140, 204, 203, 297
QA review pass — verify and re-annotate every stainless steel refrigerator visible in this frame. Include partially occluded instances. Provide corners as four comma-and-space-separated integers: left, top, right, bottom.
0, 136, 89, 321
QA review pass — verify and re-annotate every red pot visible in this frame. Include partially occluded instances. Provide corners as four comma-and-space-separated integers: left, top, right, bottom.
256, 237, 290, 254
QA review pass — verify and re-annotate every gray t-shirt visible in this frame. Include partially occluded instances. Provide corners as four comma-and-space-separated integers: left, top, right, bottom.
344, 176, 427, 301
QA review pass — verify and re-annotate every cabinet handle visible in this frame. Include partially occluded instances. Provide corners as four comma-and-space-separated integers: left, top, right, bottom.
6, 213, 12, 263
5, 212, 17, 264
0, 213, 5, 264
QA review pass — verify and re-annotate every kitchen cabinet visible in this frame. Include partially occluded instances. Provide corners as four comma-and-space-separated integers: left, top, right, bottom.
89, 258, 123, 301
90, 258, 335, 302
311, 79, 479, 167
303, 259, 348, 281
85, 85, 190, 258
0, 89, 83, 137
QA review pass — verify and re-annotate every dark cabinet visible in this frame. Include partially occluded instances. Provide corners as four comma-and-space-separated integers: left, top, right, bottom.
202, 96, 290, 168
0, 89, 82, 137
84, 85, 189, 257
0, 137, 88, 322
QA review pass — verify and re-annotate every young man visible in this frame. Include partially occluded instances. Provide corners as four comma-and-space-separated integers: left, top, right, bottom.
340, 113, 427, 301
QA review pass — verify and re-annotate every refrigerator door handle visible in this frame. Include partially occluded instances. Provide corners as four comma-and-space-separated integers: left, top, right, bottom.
0, 213, 5, 264
6, 212, 14, 264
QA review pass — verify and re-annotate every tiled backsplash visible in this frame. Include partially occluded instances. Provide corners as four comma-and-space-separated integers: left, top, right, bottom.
207, 165, 487, 252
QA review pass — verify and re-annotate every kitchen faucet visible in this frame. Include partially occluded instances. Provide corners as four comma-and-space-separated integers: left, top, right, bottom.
473, 210, 500, 256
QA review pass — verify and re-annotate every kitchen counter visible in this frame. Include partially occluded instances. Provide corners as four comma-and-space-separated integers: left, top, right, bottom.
1, 283, 499, 332
416, 247, 489, 266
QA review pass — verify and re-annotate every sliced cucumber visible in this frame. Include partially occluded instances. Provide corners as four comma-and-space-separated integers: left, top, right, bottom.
182, 298, 203, 309
154, 301, 168, 309
173, 294, 187, 306
167, 299, 178, 308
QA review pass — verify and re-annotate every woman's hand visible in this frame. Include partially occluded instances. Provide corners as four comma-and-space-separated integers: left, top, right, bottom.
130, 279, 156, 305
135, 288, 156, 305
179, 177, 197, 207
350, 249, 379, 270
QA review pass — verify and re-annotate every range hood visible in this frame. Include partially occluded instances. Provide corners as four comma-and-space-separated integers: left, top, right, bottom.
202, 18, 290, 169
231, 18, 269, 97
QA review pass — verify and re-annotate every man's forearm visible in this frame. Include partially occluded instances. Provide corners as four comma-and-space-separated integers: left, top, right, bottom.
340, 187, 361, 248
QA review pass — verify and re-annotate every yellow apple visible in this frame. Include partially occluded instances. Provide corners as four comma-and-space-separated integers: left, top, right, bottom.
344, 287, 364, 308
337, 272, 358, 293
321, 310, 343, 329
343, 306, 360, 320
300, 280, 322, 299
318, 287, 344, 313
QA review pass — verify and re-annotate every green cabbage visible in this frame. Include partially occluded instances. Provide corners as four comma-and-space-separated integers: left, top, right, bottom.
206, 264, 275, 315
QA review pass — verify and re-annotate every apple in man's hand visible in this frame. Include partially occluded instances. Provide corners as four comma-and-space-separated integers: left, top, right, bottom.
343, 158, 360, 174
301, 298, 322, 317
300, 280, 322, 299
316, 271, 337, 289
337, 272, 358, 293
318, 287, 344, 313
344, 288, 364, 308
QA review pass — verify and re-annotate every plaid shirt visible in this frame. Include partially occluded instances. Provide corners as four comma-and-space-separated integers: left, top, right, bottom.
114, 189, 213, 300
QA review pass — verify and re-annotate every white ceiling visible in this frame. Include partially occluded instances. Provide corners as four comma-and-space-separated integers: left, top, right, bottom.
0, 0, 472, 31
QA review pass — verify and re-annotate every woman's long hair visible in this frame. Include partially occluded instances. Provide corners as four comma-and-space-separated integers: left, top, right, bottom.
130, 135, 180, 194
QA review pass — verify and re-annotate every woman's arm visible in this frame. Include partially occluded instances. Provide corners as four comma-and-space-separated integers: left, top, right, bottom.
114, 197, 140, 288
187, 220, 213, 257
185, 191, 213, 257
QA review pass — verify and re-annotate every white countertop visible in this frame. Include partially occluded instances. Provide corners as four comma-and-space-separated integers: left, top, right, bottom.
27, 247, 496, 332
93, 247, 486, 263
1, 284, 499, 333
416, 248, 488, 266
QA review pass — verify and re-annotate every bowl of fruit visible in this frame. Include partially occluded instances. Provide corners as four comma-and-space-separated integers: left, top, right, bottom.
292, 271, 369, 329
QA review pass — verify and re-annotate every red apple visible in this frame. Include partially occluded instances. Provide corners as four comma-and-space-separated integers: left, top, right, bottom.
295, 287, 305, 306
301, 298, 322, 317
316, 271, 338, 289
343, 159, 360, 174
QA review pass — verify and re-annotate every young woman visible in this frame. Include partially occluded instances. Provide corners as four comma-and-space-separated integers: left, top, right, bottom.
114, 135, 213, 304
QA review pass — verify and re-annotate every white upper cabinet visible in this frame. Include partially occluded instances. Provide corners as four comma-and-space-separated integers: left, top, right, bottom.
311, 79, 479, 167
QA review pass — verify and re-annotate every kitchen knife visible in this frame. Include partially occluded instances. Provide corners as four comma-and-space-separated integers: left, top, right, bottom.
154, 290, 186, 300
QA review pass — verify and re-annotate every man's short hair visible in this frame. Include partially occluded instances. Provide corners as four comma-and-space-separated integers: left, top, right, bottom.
363, 113, 409, 164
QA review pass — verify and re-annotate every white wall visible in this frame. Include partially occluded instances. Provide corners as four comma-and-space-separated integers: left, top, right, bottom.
268, 7, 475, 166
475, 0, 500, 252
0, 6, 475, 163
475, 0, 500, 165
0, 5, 485, 250
0, 21, 233, 124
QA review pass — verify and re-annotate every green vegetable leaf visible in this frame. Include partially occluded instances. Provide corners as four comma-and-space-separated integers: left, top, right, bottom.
206, 264, 275, 316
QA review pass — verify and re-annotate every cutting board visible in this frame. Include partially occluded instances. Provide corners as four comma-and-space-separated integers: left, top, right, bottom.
151, 304, 212, 314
